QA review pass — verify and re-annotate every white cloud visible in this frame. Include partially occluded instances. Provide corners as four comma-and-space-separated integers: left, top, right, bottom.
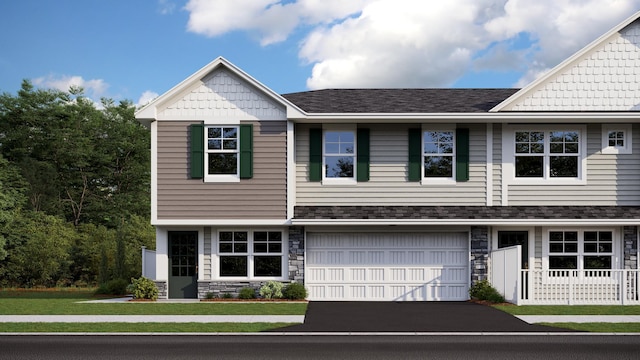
184, 0, 640, 88
158, 0, 176, 15
33, 74, 109, 98
137, 90, 159, 107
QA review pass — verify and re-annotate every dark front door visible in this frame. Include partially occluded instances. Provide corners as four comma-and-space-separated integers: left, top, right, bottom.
497, 231, 529, 269
168, 231, 198, 299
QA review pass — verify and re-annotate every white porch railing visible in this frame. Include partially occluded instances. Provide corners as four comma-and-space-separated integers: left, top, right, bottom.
518, 269, 640, 305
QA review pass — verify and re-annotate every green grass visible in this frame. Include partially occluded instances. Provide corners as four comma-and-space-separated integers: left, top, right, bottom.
539, 322, 640, 332
493, 305, 640, 316
0, 322, 295, 332
0, 289, 308, 315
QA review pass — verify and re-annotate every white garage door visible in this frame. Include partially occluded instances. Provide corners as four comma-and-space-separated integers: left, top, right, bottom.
306, 232, 469, 301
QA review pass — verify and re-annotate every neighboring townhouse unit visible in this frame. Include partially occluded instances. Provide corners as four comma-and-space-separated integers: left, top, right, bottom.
136, 11, 640, 304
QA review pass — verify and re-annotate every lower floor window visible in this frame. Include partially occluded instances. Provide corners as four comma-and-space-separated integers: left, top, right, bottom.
218, 230, 284, 278
548, 230, 614, 273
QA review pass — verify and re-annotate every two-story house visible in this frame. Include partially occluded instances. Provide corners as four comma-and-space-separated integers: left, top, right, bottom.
136, 11, 640, 304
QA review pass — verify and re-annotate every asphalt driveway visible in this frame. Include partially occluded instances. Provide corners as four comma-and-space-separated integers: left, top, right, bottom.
274, 301, 573, 332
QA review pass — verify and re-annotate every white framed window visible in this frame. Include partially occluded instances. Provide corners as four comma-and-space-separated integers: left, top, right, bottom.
423, 130, 455, 182
505, 125, 587, 185
601, 124, 632, 154
216, 230, 286, 280
205, 126, 239, 182
543, 229, 616, 275
323, 129, 356, 184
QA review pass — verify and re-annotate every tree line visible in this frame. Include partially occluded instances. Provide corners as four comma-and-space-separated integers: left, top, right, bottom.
0, 81, 154, 287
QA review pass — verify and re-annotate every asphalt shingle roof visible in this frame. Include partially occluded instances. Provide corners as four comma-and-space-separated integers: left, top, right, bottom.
281, 88, 519, 113
294, 206, 640, 220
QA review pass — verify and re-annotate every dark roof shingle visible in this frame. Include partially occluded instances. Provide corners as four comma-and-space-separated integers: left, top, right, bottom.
282, 88, 519, 113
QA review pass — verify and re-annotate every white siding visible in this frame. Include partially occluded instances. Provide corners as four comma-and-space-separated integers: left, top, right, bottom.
295, 123, 488, 205
158, 69, 286, 120
506, 21, 640, 111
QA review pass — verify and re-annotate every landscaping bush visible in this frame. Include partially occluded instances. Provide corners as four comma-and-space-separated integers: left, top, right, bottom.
94, 278, 129, 296
283, 282, 307, 300
205, 292, 216, 299
129, 276, 158, 300
259, 281, 283, 299
469, 279, 505, 303
238, 287, 256, 299
220, 292, 234, 299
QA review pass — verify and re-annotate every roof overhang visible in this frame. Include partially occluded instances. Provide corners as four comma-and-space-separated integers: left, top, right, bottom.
290, 112, 640, 123
292, 219, 640, 226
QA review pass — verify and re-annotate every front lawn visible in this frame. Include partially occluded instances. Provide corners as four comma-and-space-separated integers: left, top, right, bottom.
0, 289, 308, 315
0, 322, 295, 333
493, 304, 640, 316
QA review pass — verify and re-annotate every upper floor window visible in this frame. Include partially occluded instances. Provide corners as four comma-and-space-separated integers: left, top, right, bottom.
507, 126, 586, 184
324, 130, 355, 181
423, 130, 455, 179
601, 124, 632, 154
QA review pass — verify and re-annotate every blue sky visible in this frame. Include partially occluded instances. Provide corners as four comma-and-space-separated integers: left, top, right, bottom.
1, 1, 639, 106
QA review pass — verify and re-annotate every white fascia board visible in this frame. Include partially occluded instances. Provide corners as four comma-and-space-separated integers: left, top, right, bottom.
491, 11, 640, 112
152, 219, 292, 226
293, 112, 640, 124
291, 219, 640, 226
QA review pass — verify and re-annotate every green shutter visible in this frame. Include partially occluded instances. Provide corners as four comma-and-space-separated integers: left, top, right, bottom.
239, 124, 253, 179
456, 128, 469, 182
356, 128, 370, 182
189, 123, 204, 179
309, 128, 322, 182
408, 128, 422, 181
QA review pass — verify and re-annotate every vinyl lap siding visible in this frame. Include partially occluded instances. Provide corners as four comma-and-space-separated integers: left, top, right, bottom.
296, 123, 488, 205
157, 120, 287, 219
508, 124, 640, 205
492, 124, 503, 206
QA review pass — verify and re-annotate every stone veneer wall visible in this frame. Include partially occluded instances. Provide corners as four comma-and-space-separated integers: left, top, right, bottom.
288, 226, 305, 282
624, 226, 638, 270
470, 226, 489, 284
154, 281, 167, 299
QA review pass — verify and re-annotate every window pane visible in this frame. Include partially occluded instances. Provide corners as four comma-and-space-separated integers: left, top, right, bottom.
219, 243, 233, 253
515, 156, 543, 177
584, 243, 597, 253
599, 232, 612, 242
549, 256, 577, 269
254, 243, 268, 253
268, 243, 282, 253
235, 232, 248, 242
208, 127, 221, 138
584, 256, 611, 269
325, 143, 340, 154
220, 256, 247, 276
254, 232, 268, 241
208, 139, 221, 150
550, 232, 564, 241
223, 127, 237, 138
223, 139, 237, 150
208, 153, 237, 174
565, 232, 578, 241
234, 243, 247, 253
550, 156, 577, 177
220, 232, 233, 241
326, 156, 353, 178
550, 243, 564, 253
254, 256, 282, 277
268, 232, 282, 241
424, 156, 452, 177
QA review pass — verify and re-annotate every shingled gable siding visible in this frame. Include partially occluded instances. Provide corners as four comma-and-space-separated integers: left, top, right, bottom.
156, 120, 287, 219
295, 123, 487, 205
507, 124, 640, 206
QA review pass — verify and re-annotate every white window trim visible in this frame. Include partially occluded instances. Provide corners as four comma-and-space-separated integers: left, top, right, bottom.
213, 229, 288, 281
601, 124, 632, 154
421, 126, 456, 185
491, 227, 535, 271
322, 126, 357, 185
541, 227, 619, 271
204, 125, 240, 183
503, 125, 587, 185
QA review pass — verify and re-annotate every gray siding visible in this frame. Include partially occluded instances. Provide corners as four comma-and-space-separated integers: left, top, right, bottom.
204, 227, 211, 280
156, 120, 287, 219
492, 123, 503, 206
296, 123, 488, 205
508, 124, 640, 205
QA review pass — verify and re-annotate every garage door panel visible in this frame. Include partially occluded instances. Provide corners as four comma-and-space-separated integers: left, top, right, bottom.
306, 232, 469, 301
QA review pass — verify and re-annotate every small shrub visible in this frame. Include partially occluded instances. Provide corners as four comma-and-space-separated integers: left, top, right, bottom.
220, 292, 234, 299
205, 292, 216, 299
259, 281, 283, 299
130, 276, 158, 300
469, 279, 505, 303
94, 278, 129, 296
283, 282, 307, 300
238, 287, 256, 299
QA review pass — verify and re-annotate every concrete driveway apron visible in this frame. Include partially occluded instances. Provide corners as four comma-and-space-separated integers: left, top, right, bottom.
273, 301, 574, 332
